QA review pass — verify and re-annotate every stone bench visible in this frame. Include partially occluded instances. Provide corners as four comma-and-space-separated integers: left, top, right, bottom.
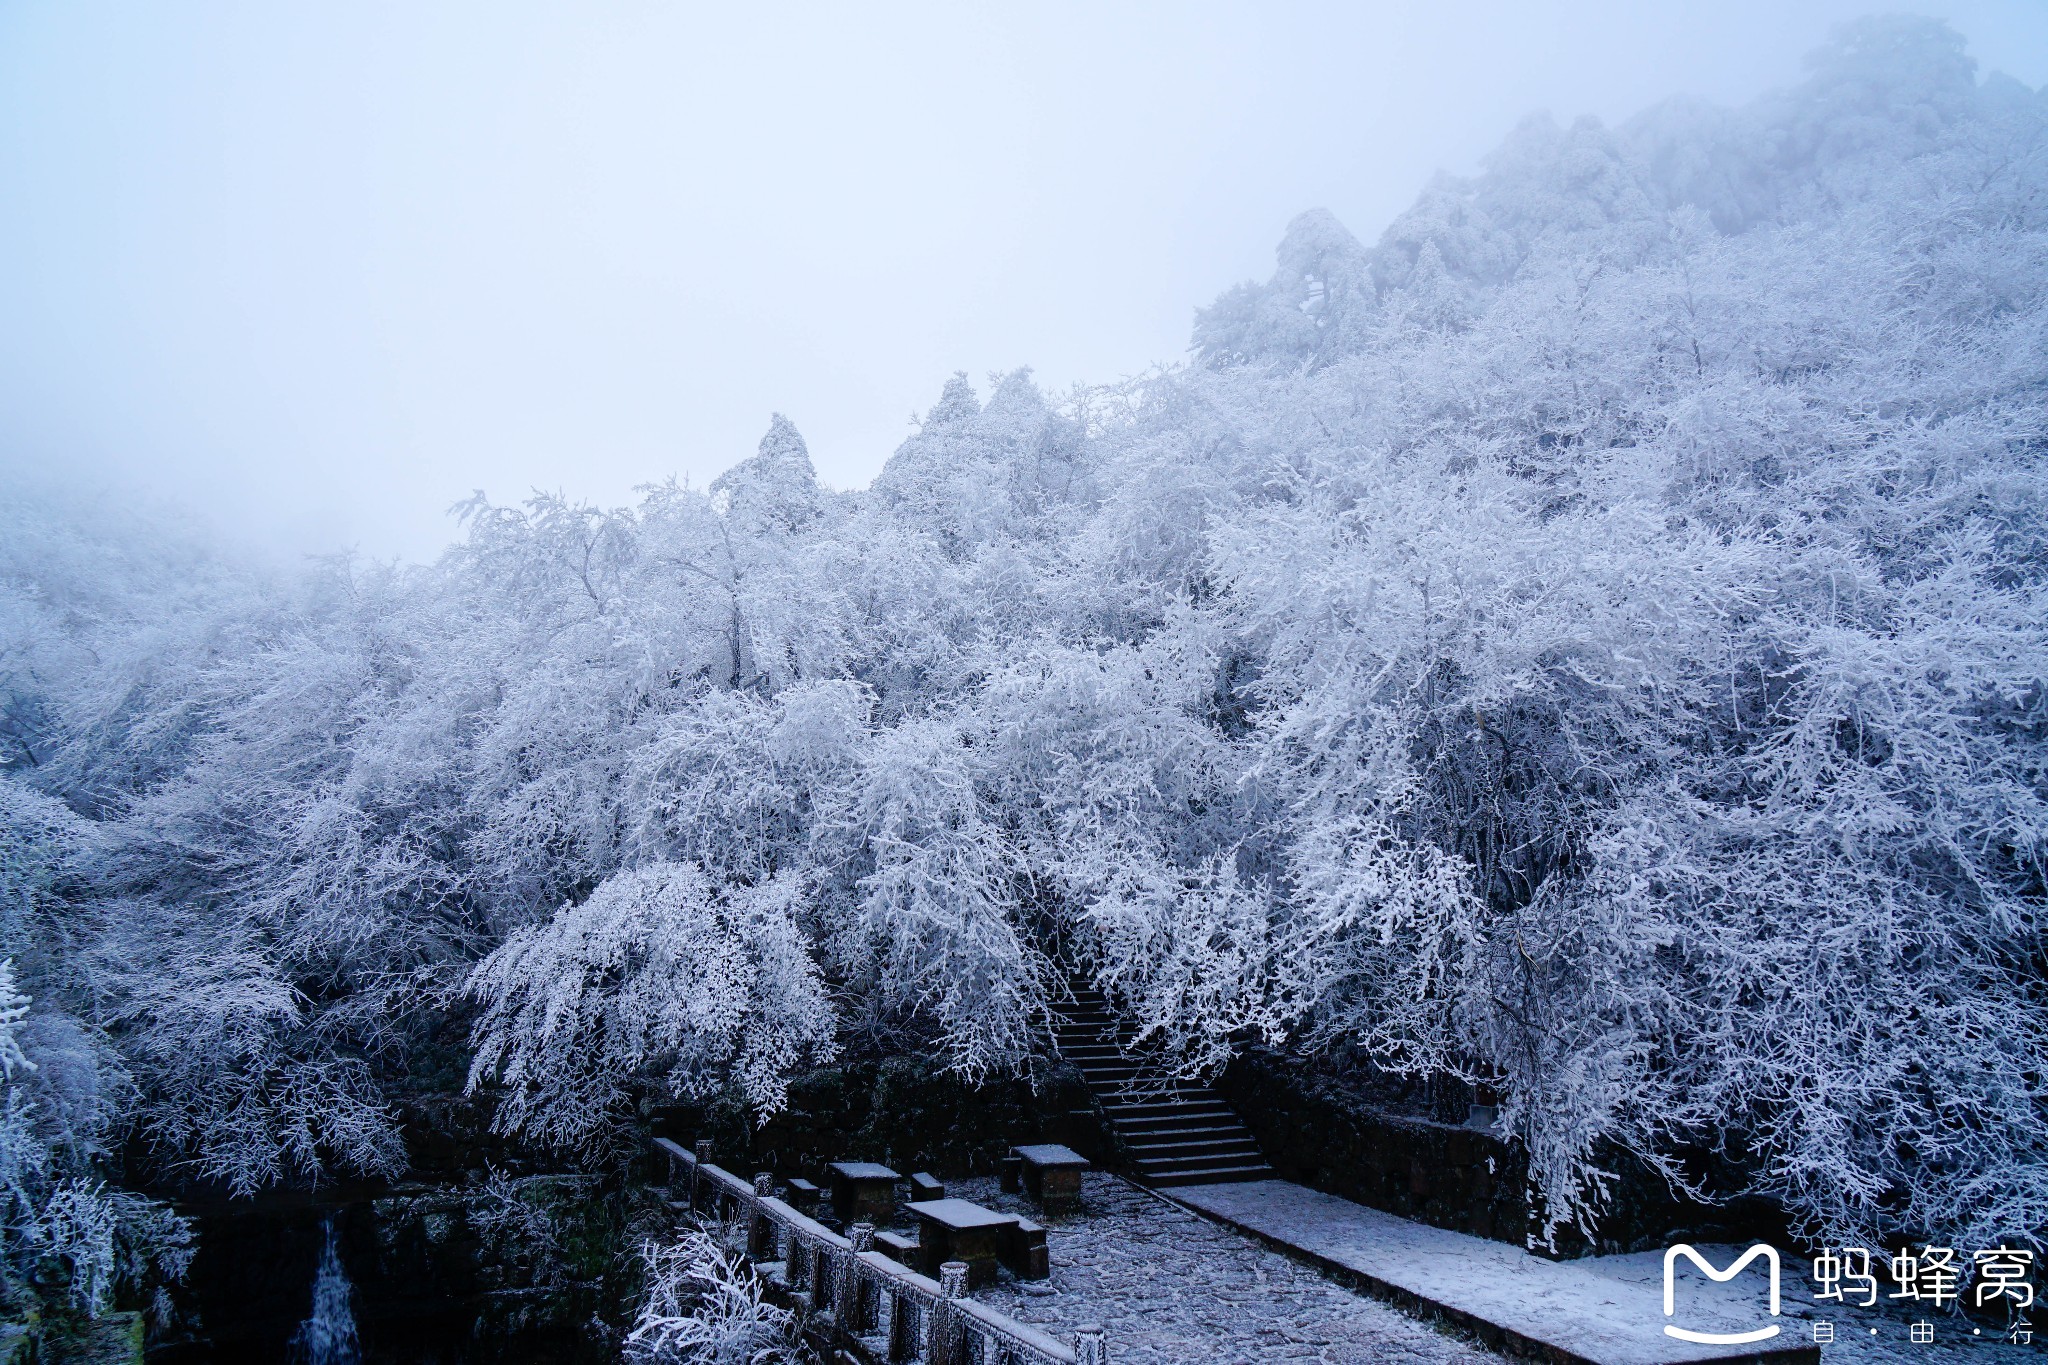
782, 1177, 822, 1216
906, 1197, 1018, 1288
875, 1229, 919, 1266
826, 1161, 901, 1225
1000, 1216, 1049, 1280
1013, 1143, 1089, 1214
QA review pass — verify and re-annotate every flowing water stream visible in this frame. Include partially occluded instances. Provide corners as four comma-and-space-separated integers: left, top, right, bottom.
290, 1217, 363, 1365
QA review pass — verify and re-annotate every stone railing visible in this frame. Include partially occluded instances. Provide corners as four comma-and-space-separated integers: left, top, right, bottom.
654, 1138, 1105, 1365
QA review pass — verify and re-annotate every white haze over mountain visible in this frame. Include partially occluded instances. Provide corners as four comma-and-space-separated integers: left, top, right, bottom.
2, 2, 2045, 563
0, 13, 2045, 1329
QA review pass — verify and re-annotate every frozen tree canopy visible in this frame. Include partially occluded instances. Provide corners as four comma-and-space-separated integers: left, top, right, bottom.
2, 16, 2044, 1260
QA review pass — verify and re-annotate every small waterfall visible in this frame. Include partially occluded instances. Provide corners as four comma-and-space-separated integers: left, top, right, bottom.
291, 1217, 362, 1365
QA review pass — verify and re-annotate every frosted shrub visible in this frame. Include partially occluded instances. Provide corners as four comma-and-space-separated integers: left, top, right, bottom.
626, 1231, 804, 1365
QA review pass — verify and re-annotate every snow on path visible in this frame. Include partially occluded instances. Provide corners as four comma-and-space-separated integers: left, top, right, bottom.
953, 1172, 1503, 1365
1172, 1179, 1816, 1365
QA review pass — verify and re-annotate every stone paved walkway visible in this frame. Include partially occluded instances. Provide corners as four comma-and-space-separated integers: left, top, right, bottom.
1175, 1179, 2013, 1365
1174, 1179, 1815, 1365
942, 1173, 1503, 1365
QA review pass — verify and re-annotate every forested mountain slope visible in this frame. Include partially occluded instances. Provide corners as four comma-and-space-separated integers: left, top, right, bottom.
3, 16, 2043, 1292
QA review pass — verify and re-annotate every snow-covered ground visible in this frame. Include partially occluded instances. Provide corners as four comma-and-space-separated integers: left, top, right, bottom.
952, 1172, 1501, 1365
947, 1172, 2034, 1365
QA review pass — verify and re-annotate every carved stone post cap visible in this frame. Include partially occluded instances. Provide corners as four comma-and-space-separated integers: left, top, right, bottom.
1074, 1324, 1107, 1365
940, 1261, 970, 1297
753, 1172, 775, 1196
849, 1221, 876, 1251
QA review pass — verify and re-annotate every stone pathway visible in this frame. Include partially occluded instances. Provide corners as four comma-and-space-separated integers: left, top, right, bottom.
943, 1173, 1502, 1365
1173, 1180, 1813, 1365
1175, 1179, 2016, 1365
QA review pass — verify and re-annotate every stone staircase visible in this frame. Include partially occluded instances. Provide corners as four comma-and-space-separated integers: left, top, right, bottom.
1054, 981, 1275, 1187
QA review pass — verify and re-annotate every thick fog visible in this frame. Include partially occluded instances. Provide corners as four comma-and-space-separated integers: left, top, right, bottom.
3, 1, 2044, 562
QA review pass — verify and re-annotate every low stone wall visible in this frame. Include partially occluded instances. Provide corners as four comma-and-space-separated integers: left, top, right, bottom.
1218, 1049, 1788, 1257
1218, 1049, 1531, 1246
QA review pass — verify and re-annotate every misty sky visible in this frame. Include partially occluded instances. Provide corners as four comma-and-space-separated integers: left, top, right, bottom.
3, 3, 2045, 564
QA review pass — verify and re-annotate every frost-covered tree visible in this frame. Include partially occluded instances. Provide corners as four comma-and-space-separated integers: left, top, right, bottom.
1099, 15, 2048, 1248
466, 862, 837, 1152
0, 14, 2040, 1261
0, 953, 191, 1327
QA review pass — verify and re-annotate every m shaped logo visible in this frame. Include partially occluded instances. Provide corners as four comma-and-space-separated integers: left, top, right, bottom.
1663, 1244, 1782, 1344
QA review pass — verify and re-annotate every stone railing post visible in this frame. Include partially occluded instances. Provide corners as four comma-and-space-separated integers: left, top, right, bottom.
927, 1261, 971, 1365
787, 1230, 809, 1294
815, 1244, 835, 1315
844, 1223, 876, 1331
1075, 1324, 1107, 1365
873, 1263, 899, 1360
748, 1173, 776, 1259
691, 1139, 712, 1210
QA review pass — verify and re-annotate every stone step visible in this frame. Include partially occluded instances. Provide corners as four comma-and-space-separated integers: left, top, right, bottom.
1124, 1134, 1264, 1162
1122, 1146, 1261, 1162
1053, 999, 1276, 1197
1087, 1072, 1208, 1088
1146, 1162, 1277, 1187
1118, 1124, 1243, 1142
1132, 1152, 1268, 1177
1119, 1122, 1258, 1144
1108, 1110, 1240, 1133
1105, 1088, 1228, 1113
1123, 1128, 1252, 1149
1114, 1101, 1230, 1119
1102, 1096, 1233, 1117
1102, 1094, 1232, 1113
1096, 1089, 1224, 1109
